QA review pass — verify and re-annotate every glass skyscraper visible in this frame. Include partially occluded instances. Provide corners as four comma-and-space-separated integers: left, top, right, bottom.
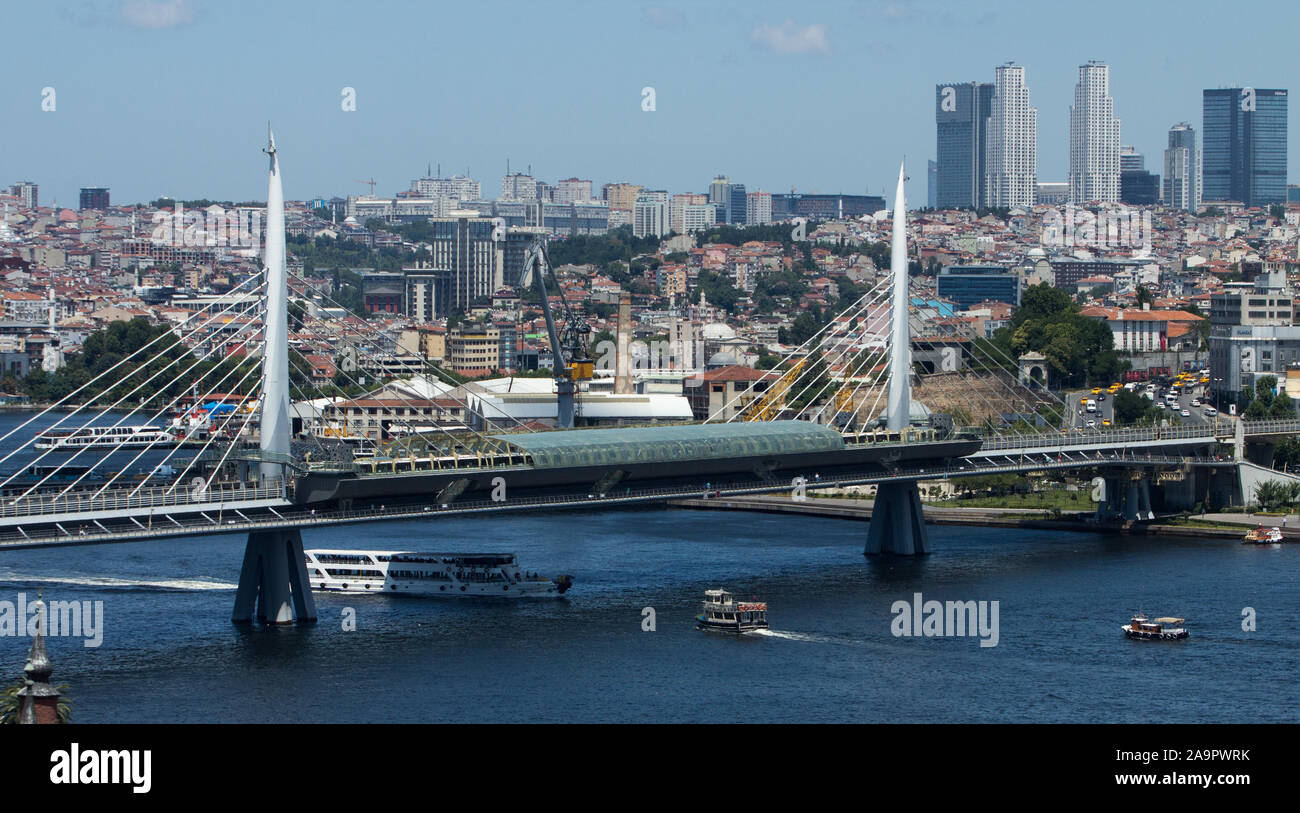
1202, 88, 1288, 206
934, 81, 993, 208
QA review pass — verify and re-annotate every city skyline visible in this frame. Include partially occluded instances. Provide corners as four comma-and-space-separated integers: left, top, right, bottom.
3, 1, 1298, 208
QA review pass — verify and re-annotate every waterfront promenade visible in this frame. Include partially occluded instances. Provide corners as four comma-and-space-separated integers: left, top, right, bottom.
671, 494, 1300, 541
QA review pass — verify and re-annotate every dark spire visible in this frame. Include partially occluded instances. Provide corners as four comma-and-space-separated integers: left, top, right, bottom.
18, 593, 60, 724
23, 594, 52, 684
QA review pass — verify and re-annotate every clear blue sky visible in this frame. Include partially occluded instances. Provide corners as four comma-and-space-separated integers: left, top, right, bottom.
4, 0, 1296, 208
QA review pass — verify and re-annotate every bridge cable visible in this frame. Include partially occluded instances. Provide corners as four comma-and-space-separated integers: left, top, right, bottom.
1, 279, 269, 495
0, 272, 265, 470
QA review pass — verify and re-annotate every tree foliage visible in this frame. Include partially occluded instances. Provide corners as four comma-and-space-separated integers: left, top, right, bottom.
991, 283, 1127, 387
1240, 375, 1297, 419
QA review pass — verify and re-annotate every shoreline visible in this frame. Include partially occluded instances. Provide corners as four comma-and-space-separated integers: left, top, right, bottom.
668, 494, 1297, 542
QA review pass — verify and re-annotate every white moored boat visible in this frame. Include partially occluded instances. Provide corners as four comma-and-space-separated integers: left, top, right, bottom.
34, 424, 177, 451
303, 550, 573, 597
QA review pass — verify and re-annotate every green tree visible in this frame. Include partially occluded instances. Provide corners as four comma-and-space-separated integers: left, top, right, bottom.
1112, 389, 1153, 425
0, 678, 71, 724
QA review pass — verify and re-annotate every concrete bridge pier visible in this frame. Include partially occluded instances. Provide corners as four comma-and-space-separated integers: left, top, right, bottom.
1096, 473, 1123, 520
864, 482, 930, 555
1125, 473, 1155, 521
232, 528, 317, 624
1096, 470, 1154, 521
1157, 472, 1197, 512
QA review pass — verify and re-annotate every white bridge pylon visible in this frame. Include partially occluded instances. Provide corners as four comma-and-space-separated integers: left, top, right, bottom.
232, 129, 315, 624
866, 161, 929, 556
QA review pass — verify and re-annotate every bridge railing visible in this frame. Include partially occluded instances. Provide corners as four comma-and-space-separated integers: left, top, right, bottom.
964, 421, 1232, 452
1240, 419, 1300, 436
0, 478, 287, 520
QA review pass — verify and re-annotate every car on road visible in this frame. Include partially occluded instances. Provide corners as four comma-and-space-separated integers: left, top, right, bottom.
1181, 409, 1191, 417
1204, 406, 1218, 416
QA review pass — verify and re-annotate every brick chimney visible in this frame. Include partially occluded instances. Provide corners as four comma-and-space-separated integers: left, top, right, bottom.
615, 291, 632, 394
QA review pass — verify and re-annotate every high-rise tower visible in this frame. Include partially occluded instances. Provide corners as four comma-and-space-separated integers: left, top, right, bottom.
1203, 87, 1288, 206
984, 63, 1037, 208
1163, 123, 1200, 211
935, 81, 994, 208
1068, 61, 1121, 204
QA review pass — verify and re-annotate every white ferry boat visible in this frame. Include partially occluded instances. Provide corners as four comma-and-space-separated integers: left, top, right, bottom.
696, 588, 768, 633
303, 549, 573, 597
34, 424, 177, 451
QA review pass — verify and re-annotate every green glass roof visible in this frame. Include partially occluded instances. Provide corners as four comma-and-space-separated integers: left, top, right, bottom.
489, 421, 844, 469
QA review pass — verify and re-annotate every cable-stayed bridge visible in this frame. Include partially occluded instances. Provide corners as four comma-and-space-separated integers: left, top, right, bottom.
0, 144, 1287, 625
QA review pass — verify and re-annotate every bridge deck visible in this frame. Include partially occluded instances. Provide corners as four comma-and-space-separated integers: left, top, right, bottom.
0, 450, 1232, 550
0, 479, 289, 529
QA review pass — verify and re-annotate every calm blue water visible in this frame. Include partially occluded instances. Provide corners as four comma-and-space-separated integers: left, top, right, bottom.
1, 412, 1297, 723
1, 510, 1297, 723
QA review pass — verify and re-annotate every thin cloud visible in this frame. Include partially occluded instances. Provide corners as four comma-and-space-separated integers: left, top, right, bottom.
643, 6, 686, 28
121, 0, 198, 30
749, 21, 831, 55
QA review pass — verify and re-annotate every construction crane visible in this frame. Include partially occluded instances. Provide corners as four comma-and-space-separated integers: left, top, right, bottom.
742, 358, 805, 421
354, 178, 377, 196
519, 238, 593, 429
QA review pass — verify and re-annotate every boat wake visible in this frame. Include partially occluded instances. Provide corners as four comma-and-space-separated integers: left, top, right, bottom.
0, 570, 236, 591
753, 628, 851, 645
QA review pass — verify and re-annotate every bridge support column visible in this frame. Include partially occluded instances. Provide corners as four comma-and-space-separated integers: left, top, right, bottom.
865, 482, 930, 556
1157, 472, 1196, 512
232, 528, 317, 624
1127, 473, 1154, 521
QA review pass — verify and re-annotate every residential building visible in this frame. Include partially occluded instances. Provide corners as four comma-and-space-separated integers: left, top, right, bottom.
555, 178, 593, 204
1080, 305, 1206, 353
682, 365, 773, 421
9, 182, 37, 208
746, 191, 772, 225
770, 193, 886, 219
1209, 271, 1300, 399
447, 323, 501, 374
500, 172, 539, 201
79, 187, 110, 210
633, 191, 669, 238
601, 183, 642, 210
